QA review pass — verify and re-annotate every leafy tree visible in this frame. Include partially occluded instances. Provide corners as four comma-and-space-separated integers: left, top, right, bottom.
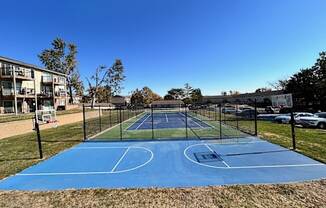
183, 83, 193, 98
190, 88, 203, 103
94, 86, 112, 103
163, 94, 174, 100
86, 66, 108, 107
142, 86, 161, 105
286, 68, 319, 109
38, 38, 83, 104
107, 59, 125, 97
130, 87, 161, 106
167, 88, 184, 100
130, 89, 144, 106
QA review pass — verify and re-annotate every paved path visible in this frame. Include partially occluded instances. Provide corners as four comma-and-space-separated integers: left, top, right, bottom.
0, 112, 98, 139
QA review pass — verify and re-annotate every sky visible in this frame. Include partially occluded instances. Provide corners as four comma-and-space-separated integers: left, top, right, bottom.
1, 0, 326, 96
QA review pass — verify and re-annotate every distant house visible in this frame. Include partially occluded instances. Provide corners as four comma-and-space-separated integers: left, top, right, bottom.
111, 95, 128, 107
151, 100, 184, 108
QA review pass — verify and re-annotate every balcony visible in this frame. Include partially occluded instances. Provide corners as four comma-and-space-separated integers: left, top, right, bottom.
54, 90, 67, 97
38, 91, 53, 98
1, 67, 34, 80
17, 88, 35, 97
1, 88, 14, 96
53, 76, 66, 85
1, 87, 35, 97
42, 75, 53, 83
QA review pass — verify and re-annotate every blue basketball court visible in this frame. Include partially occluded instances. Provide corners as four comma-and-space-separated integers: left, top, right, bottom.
0, 137, 325, 191
127, 112, 212, 130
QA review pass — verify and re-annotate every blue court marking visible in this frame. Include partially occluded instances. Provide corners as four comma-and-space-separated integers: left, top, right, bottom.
127, 113, 211, 130
0, 137, 325, 190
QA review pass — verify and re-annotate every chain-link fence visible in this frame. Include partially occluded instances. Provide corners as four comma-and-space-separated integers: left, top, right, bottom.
83, 102, 259, 141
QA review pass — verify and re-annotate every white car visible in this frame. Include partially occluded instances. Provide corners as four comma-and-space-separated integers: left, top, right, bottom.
297, 116, 326, 129
274, 112, 314, 124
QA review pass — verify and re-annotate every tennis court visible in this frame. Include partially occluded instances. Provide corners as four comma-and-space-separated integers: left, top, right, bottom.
127, 112, 212, 130
0, 137, 325, 190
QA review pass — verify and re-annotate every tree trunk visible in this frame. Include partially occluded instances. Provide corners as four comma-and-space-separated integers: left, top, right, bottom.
69, 85, 74, 104
91, 93, 96, 109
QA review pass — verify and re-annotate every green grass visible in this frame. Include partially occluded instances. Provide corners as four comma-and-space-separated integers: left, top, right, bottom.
0, 108, 83, 123
258, 121, 326, 163
0, 122, 84, 179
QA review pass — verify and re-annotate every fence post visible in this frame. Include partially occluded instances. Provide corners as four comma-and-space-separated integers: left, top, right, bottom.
290, 109, 296, 150
254, 99, 258, 136
119, 107, 122, 140
83, 104, 87, 141
219, 104, 222, 139
151, 105, 154, 140
34, 116, 43, 159
236, 104, 239, 130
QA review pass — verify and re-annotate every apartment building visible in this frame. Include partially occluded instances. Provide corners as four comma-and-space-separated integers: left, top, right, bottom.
0, 56, 67, 114
202, 90, 284, 105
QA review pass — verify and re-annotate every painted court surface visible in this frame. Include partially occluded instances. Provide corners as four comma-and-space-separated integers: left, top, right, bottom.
0, 137, 326, 190
127, 112, 212, 130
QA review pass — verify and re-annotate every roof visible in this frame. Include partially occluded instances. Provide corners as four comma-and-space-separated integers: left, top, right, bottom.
203, 90, 284, 100
0, 55, 67, 76
151, 100, 184, 105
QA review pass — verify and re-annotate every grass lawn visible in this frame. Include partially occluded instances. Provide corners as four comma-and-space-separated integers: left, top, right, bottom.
0, 108, 83, 123
0, 180, 325, 208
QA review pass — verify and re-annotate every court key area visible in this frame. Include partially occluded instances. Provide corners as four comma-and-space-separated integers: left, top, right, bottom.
0, 137, 326, 190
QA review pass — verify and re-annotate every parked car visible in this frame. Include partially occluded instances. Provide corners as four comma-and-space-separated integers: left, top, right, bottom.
222, 107, 236, 114
236, 109, 256, 119
274, 112, 314, 124
315, 112, 326, 118
279, 107, 292, 114
296, 116, 326, 129
265, 106, 280, 114
257, 114, 281, 121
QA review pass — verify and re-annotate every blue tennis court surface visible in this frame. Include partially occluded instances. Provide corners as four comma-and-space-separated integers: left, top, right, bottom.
127, 112, 211, 130
0, 137, 325, 190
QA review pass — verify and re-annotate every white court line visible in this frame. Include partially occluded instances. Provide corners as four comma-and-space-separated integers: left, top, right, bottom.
179, 112, 204, 129
111, 147, 130, 172
165, 113, 169, 123
184, 143, 324, 170
205, 144, 230, 168
135, 114, 151, 130
17, 146, 154, 176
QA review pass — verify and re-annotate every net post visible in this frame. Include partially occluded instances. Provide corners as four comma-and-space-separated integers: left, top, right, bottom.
214, 104, 217, 121
82, 104, 87, 141
151, 105, 154, 140
219, 104, 222, 139
99, 105, 102, 133
119, 107, 122, 140
290, 109, 296, 150
254, 99, 258, 136
34, 115, 43, 159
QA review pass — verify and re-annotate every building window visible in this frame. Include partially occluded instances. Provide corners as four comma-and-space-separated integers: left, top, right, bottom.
3, 101, 14, 113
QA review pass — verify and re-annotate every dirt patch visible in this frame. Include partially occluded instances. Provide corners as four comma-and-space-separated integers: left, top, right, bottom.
0, 180, 325, 208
